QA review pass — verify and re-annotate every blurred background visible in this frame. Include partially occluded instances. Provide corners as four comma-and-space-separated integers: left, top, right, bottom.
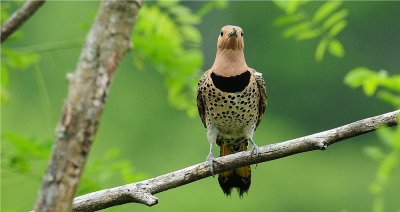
1, 1, 399, 211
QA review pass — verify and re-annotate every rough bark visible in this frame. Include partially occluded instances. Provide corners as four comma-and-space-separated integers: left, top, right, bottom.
33, 0, 142, 211
1, 0, 45, 43
73, 110, 399, 211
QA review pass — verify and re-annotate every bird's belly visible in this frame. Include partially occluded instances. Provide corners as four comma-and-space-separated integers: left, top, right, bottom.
204, 83, 260, 136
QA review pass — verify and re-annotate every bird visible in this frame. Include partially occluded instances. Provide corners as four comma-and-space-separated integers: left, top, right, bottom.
196, 25, 268, 196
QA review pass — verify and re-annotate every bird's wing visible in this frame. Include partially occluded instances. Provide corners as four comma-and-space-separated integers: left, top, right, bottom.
196, 73, 207, 128
254, 71, 268, 129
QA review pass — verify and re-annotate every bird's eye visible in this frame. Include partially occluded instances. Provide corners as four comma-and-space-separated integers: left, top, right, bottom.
241, 31, 244, 36
220, 31, 223, 36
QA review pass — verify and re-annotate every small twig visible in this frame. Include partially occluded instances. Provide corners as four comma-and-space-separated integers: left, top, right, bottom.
13, 39, 83, 53
72, 110, 399, 211
1, 0, 45, 43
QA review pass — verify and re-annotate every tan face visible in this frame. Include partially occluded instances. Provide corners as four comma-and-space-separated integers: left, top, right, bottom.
217, 25, 244, 50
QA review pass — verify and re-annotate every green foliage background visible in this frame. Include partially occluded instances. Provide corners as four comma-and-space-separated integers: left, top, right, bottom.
1, 1, 399, 211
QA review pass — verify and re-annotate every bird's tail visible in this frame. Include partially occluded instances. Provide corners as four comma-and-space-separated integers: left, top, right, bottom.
218, 140, 251, 197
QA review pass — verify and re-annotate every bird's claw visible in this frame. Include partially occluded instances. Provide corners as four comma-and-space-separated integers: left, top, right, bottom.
251, 143, 259, 156
207, 153, 215, 176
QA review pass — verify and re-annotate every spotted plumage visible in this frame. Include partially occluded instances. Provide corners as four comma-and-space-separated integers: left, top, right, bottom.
197, 25, 267, 196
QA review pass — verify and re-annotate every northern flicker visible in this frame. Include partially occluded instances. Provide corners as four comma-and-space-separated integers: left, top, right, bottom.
196, 25, 268, 196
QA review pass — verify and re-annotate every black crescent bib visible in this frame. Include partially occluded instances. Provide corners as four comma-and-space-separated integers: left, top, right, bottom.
210, 70, 251, 93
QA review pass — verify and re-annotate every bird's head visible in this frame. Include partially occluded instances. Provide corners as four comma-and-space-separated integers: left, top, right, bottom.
217, 25, 244, 51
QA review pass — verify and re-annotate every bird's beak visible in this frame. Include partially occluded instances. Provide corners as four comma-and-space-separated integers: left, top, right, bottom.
228, 28, 237, 38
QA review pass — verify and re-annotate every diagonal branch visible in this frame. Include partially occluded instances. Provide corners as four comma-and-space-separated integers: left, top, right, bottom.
33, 0, 142, 211
73, 110, 399, 211
1, 0, 45, 43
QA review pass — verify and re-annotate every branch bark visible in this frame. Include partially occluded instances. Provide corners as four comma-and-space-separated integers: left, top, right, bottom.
73, 110, 399, 211
1, 0, 45, 43
33, 0, 142, 211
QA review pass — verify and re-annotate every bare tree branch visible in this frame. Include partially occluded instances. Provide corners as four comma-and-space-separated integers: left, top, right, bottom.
73, 110, 399, 211
1, 0, 45, 43
33, 0, 142, 211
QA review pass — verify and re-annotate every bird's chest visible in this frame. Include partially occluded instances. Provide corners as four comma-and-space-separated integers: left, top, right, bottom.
202, 75, 260, 136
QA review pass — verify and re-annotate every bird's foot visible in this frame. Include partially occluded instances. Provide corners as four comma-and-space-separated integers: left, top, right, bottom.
251, 143, 259, 156
206, 153, 215, 176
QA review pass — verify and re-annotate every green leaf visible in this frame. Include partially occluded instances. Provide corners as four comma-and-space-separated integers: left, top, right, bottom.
313, 1, 342, 23
364, 146, 385, 162
363, 80, 378, 96
328, 20, 347, 37
283, 21, 311, 38
315, 38, 329, 62
344, 67, 375, 87
377, 91, 400, 108
323, 9, 349, 30
295, 29, 321, 40
380, 74, 400, 93
344, 68, 400, 98
274, 14, 303, 26
328, 39, 345, 57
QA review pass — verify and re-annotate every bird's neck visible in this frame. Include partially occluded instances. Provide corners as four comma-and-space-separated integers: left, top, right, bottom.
211, 50, 248, 77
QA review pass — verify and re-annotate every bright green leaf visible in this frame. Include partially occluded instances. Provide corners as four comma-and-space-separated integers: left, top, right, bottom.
274, 14, 303, 26
295, 29, 321, 40
363, 80, 378, 96
344, 67, 375, 87
315, 38, 329, 62
377, 91, 400, 108
313, 1, 342, 23
380, 74, 400, 93
283, 21, 311, 38
328, 39, 345, 57
323, 9, 349, 30
328, 20, 347, 37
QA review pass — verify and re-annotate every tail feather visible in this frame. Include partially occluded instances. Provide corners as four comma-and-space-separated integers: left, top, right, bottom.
218, 141, 251, 197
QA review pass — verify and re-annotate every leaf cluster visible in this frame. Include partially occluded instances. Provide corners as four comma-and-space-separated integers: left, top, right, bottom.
345, 67, 399, 212
1, 132, 145, 195
273, 0, 348, 62
345, 67, 400, 108
131, 0, 226, 117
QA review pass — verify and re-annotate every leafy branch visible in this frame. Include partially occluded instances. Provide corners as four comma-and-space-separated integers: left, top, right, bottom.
131, 0, 227, 116
273, 0, 348, 61
345, 67, 400, 212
